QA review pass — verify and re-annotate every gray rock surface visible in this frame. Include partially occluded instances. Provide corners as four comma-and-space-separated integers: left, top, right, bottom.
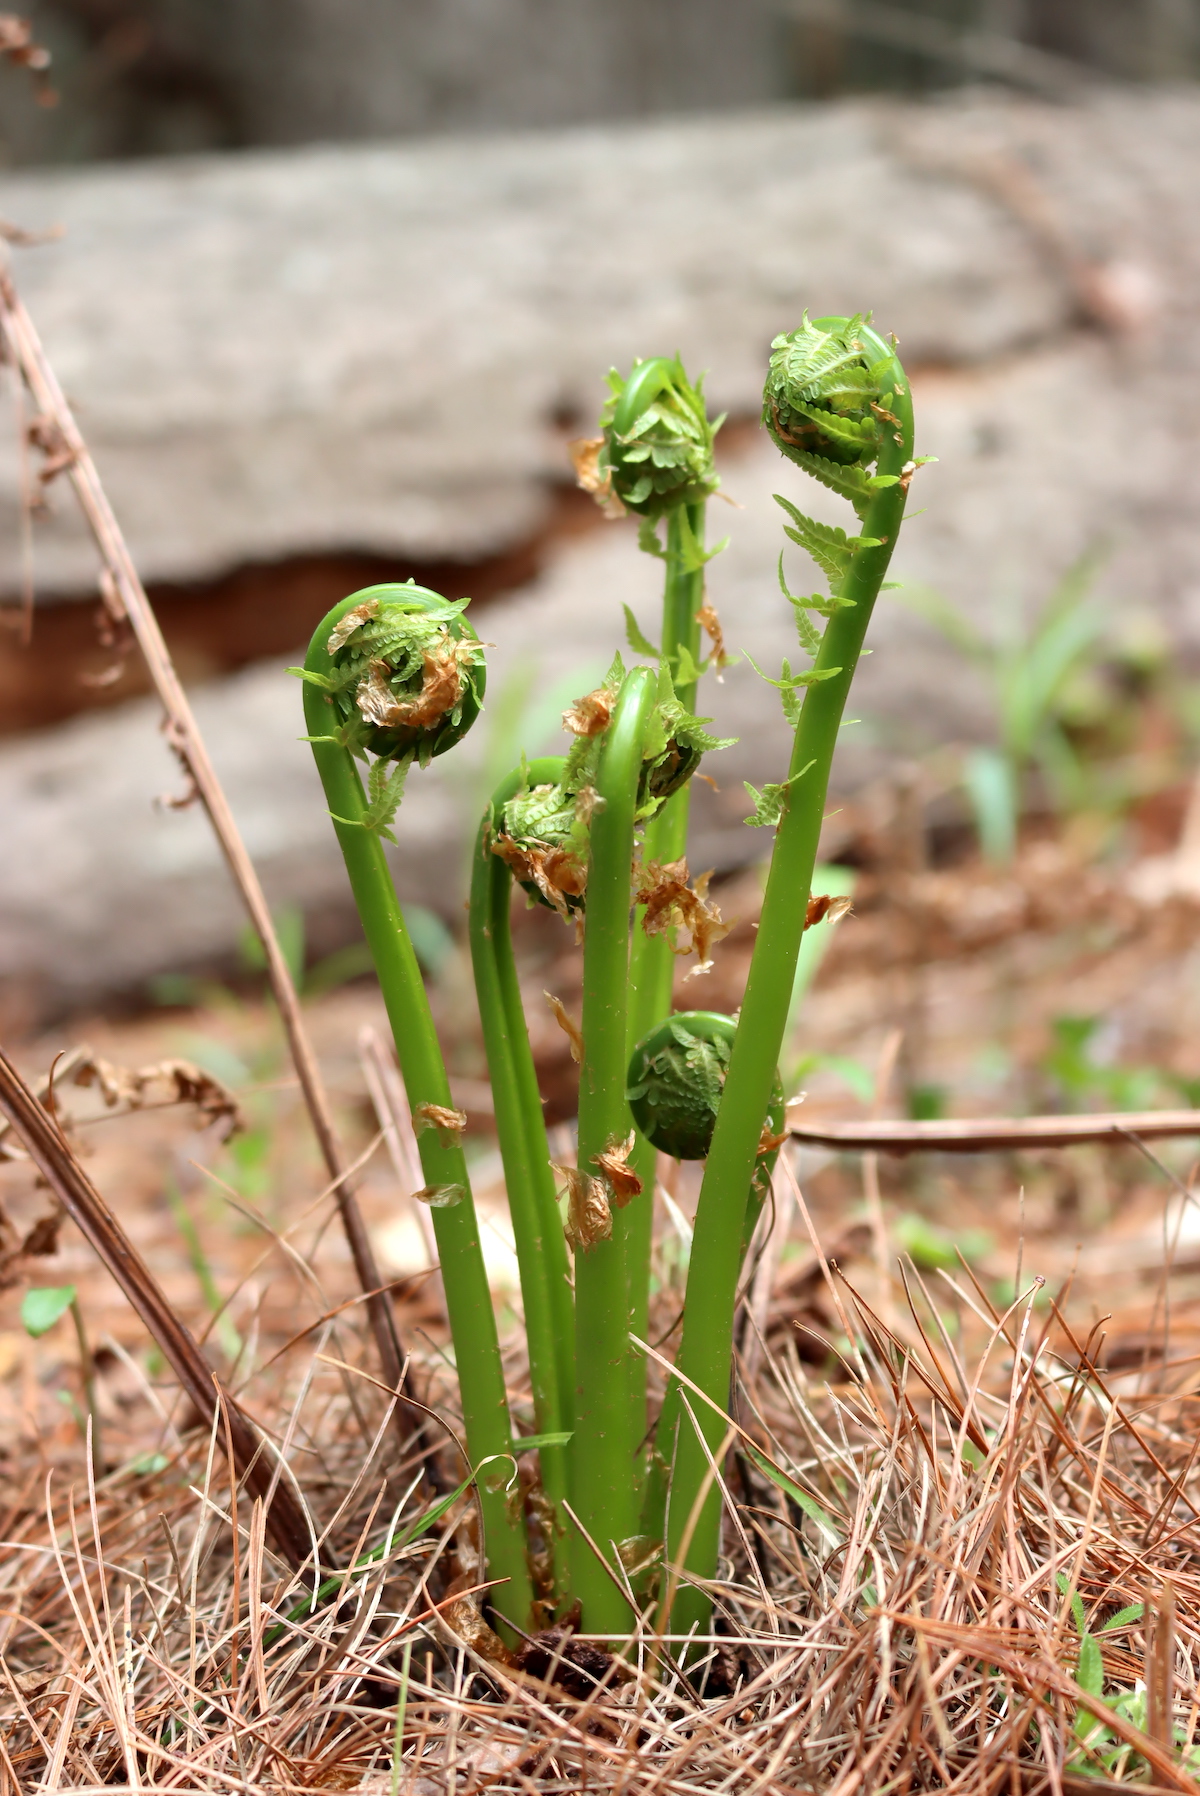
4, 92, 1200, 1007
0, 97, 1078, 593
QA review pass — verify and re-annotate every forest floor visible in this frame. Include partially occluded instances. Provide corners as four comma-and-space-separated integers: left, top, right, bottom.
3, 810, 1200, 1792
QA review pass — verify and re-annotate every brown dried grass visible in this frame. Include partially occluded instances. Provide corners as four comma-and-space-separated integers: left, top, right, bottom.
2, 1142, 1200, 1796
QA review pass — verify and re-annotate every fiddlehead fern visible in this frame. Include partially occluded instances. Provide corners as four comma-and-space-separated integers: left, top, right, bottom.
576, 356, 732, 1483
488, 662, 730, 925
574, 354, 722, 526
658, 317, 918, 1639
627, 1010, 784, 1190
301, 588, 532, 1636
470, 759, 576, 1603
295, 581, 485, 767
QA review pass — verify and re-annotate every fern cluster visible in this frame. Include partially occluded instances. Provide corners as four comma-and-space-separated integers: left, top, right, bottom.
300, 313, 918, 1647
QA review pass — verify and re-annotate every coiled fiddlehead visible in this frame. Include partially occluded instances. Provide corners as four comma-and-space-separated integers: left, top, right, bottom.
576, 355, 731, 1488
626, 1009, 784, 1192
489, 661, 730, 924
764, 312, 897, 493
491, 767, 591, 922
296, 581, 485, 766
574, 355, 721, 523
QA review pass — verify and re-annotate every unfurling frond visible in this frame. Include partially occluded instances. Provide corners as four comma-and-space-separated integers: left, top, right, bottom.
743, 651, 842, 695
743, 763, 814, 829
623, 604, 660, 659
330, 754, 410, 842
763, 314, 893, 475
779, 451, 900, 519
773, 494, 880, 593
639, 674, 737, 812
778, 556, 823, 657
581, 355, 721, 522
307, 582, 486, 765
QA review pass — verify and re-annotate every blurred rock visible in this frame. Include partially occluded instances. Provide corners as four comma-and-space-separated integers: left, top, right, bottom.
0, 97, 1069, 594
3, 92, 1200, 1009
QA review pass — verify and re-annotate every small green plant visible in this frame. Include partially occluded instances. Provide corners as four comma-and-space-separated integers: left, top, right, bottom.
296, 315, 920, 1643
900, 554, 1108, 861
22, 1283, 103, 1474
1050, 1574, 1197, 1782
1040, 1014, 1171, 1114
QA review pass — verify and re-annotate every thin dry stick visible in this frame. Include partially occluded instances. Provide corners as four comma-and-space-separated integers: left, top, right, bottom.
789, 1109, 1200, 1154
0, 1042, 313, 1569
0, 267, 406, 1406
1148, 1577, 1177, 1749
863, 1025, 902, 1323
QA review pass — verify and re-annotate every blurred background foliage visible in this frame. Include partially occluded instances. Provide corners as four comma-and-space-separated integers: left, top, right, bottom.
1, 0, 1197, 167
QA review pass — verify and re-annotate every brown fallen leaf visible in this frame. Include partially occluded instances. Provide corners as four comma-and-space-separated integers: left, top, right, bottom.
544, 992, 584, 1064
592, 1131, 643, 1207
556, 1166, 611, 1251
326, 595, 379, 653
805, 892, 853, 930
434, 1574, 519, 1670
413, 1183, 465, 1210
492, 835, 585, 922
73, 1051, 243, 1139
413, 1101, 467, 1147
562, 684, 614, 738
757, 1121, 789, 1157
19, 1207, 62, 1259
696, 601, 733, 670
356, 637, 468, 733
635, 857, 730, 975
569, 435, 625, 518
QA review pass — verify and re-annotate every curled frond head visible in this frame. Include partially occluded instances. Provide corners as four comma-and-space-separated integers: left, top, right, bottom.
638, 671, 736, 809
304, 582, 485, 764
492, 769, 589, 921
579, 355, 721, 520
763, 313, 895, 472
626, 1011, 783, 1161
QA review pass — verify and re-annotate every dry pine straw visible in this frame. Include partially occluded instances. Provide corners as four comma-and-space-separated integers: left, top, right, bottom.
0, 1147, 1199, 1796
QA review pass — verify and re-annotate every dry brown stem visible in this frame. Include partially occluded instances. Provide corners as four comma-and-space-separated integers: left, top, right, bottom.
0, 270, 407, 1410
790, 1112, 1200, 1154
0, 1043, 312, 1566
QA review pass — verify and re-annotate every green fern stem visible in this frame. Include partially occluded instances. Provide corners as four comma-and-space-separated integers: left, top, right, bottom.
468, 759, 575, 1592
625, 500, 707, 1443
303, 599, 533, 1634
661, 326, 914, 1638
569, 665, 661, 1635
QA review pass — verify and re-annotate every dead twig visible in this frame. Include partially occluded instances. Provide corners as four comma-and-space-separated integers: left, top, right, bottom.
0, 1040, 314, 1569
790, 1108, 1200, 1155
0, 269, 408, 1420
